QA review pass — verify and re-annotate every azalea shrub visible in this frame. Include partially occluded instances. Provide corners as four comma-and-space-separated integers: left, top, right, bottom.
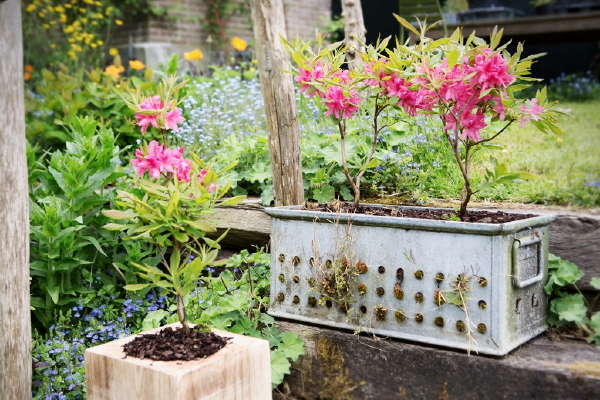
103, 76, 245, 334
283, 20, 564, 218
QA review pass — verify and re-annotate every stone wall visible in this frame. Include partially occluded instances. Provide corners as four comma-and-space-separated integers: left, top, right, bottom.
111, 0, 332, 67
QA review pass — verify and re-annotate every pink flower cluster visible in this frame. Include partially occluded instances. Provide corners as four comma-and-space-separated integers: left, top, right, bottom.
413, 49, 526, 141
296, 62, 360, 119
135, 96, 186, 135
131, 140, 191, 182
296, 48, 544, 138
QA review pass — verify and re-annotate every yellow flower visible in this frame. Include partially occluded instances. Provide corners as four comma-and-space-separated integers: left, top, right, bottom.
249, 67, 256, 72
55, 5, 64, 13
557, 137, 563, 143
79, 8, 86, 13
59, 14, 67, 23
68, 38, 75, 43
26, 4, 36, 12
68, 51, 76, 60
25, 65, 34, 72
91, 21, 98, 25
129, 60, 146, 70
50, 43, 56, 48
91, 43, 97, 48
65, 4, 72, 8
115, 19, 123, 25
252, 59, 257, 64
97, 13, 104, 19
43, 24, 50, 29
184, 48, 203, 61
81, 18, 88, 23
97, 40, 104, 45
38, 12, 45, 18
104, 64, 124, 79
109, 47, 119, 56
231, 36, 247, 51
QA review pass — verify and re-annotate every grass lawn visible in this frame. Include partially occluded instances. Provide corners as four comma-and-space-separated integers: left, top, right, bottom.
495, 100, 600, 208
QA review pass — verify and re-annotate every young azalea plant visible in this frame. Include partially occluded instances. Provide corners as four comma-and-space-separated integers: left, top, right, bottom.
393, 17, 565, 218
284, 20, 564, 219
103, 76, 245, 335
282, 34, 417, 207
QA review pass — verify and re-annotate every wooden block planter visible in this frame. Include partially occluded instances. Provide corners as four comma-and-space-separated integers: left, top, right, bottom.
85, 324, 272, 400
266, 205, 554, 356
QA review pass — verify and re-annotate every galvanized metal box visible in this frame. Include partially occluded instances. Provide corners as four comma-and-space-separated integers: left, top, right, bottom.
265, 205, 555, 356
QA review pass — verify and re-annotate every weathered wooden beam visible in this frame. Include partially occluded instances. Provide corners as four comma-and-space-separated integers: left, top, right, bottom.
0, 0, 32, 398
276, 320, 600, 399
212, 199, 600, 291
251, 0, 304, 207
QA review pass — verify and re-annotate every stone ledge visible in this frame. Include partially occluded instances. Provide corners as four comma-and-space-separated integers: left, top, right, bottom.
211, 198, 600, 291
275, 320, 600, 400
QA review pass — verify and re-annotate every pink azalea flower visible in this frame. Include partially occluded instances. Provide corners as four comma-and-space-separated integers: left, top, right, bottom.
136, 96, 164, 135
296, 61, 327, 98
323, 85, 360, 119
468, 48, 515, 91
519, 98, 544, 127
165, 107, 185, 132
385, 75, 419, 116
444, 110, 487, 141
131, 141, 191, 181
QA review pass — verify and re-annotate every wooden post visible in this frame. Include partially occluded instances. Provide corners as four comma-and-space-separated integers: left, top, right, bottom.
251, 0, 304, 206
0, 1, 32, 398
341, 0, 367, 70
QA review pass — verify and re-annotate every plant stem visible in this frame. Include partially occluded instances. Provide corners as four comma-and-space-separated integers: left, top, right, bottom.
177, 294, 190, 335
338, 120, 360, 207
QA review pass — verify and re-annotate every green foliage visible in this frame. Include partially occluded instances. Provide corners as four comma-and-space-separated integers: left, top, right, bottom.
25, 65, 157, 152
29, 116, 136, 328
545, 254, 600, 347
182, 249, 305, 388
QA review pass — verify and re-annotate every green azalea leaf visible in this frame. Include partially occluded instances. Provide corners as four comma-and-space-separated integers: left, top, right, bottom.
184, 220, 217, 233
165, 189, 180, 218
219, 195, 247, 206
102, 223, 128, 231
590, 277, 600, 291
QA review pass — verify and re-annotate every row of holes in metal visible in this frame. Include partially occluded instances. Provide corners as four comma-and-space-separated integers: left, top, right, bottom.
274, 293, 487, 334
278, 255, 489, 287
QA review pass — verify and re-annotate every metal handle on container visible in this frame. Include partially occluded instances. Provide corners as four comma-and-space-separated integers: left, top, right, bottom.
512, 234, 544, 289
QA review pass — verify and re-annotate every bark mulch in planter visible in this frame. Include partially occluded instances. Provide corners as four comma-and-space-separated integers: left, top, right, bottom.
123, 326, 230, 361
305, 201, 536, 224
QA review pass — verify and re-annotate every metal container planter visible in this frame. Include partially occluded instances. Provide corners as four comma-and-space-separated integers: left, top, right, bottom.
265, 205, 554, 356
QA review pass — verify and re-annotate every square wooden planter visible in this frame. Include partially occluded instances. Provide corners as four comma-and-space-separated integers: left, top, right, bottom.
85, 324, 272, 400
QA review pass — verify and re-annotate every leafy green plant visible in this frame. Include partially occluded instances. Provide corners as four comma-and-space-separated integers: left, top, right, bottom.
103, 76, 245, 334
544, 254, 600, 347
139, 249, 305, 387
29, 116, 131, 328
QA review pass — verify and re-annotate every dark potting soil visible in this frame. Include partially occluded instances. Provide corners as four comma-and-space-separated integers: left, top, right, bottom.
122, 326, 230, 361
305, 202, 536, 224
